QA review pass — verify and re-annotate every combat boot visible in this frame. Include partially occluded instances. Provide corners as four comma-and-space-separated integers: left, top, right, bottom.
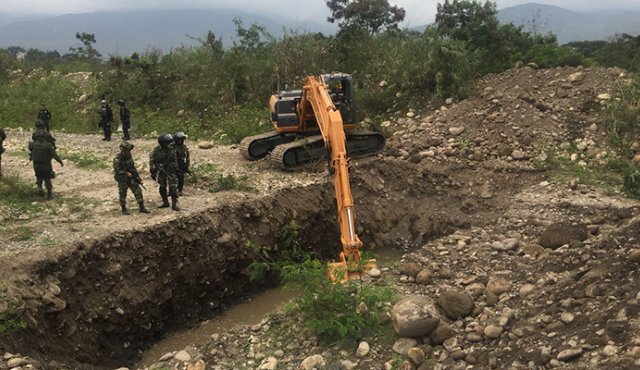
37, 185, 45, 197
158, 187, 170, 208
121, 206, 130, 215
46, 188, 53, 200
171, 194, 181, 211
138, 201, 150, 214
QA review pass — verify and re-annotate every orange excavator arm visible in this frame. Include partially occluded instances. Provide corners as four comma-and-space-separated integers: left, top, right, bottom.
298, 76, 372, 280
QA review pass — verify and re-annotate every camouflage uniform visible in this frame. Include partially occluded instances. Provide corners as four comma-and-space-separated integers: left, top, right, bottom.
33, 119, 56, 149
118, 100, 131, 140
113, 142, 149, 215
150, 134, 180, 211
29, 135, 63, 199
98, 100, 114, 141
0, 127, 6, 178
37, 105, 52, 132
174, 132, 190, 195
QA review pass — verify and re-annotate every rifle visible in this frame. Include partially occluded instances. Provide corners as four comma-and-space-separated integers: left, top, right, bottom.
127, 166, 147, 191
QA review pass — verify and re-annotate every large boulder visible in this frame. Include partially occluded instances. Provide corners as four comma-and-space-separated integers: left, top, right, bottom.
539, 222, 588, 249
438, 290, 475, 320
392, 296, 441, 337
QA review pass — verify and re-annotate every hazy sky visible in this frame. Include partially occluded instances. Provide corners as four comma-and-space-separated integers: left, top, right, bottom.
2, 0, 639, 25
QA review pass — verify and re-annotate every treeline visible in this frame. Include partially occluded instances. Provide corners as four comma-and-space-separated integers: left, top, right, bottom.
0, 0, 638, 142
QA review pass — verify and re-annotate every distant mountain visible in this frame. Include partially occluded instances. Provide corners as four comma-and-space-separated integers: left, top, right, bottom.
0, 9, 336, 56
498, 3, 640, 44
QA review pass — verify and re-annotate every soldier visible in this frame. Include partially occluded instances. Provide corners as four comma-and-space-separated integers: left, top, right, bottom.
0, 126, 5, 178
150, 134, 180, 211
37, 103, 52, 132
33, 119, 56, 149
98, 99, 114, 141
113, 142, 150, 215
28, 133, 63, 200
174, 131, 190, 196
117, 99, 131, 140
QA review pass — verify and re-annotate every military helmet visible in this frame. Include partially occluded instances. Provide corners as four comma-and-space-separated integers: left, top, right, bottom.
117, 99, 125, 106
174, 131, 187, 143
35, 119, 45, 129
120, 141, 134, 151
158, 133, 174, 146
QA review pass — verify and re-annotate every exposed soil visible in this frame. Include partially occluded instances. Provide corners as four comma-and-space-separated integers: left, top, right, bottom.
0, 65, 639, 370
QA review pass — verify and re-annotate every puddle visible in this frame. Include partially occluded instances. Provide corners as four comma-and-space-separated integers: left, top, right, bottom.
138, 287, 296, 367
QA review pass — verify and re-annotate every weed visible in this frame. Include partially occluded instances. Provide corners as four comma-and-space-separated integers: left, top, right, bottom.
0, 300, 27, 333
7, 226, 34, 241
208, 174, 254, 193
186, 162, 218, 183
58, 148, 108, 170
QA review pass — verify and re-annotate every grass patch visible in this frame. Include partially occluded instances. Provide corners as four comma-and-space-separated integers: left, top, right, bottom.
0, 172, 45, 220
6, 226, 34, 241
6, 150, 30, 159
58, 148, 108, 170
186, 162, 219, 183
208, 173, 254, 193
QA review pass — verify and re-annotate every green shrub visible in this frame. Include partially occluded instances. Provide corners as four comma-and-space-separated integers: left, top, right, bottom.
208, 174, 253, 193
58, 148, 108, 170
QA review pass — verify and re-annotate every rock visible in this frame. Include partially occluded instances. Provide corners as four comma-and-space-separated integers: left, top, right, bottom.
392, 296, 440, 337
511, 150, 527, 160
174, 350, 191, 362
519, 284, 536, 298
177, 109, 185, 116
603, 345, 619, 356
449, 126, 465, 136
400, 262, 422, 277
597, 93, 611, 100
7, 357, 29, 367
300, 354, 326, 370
368, 268, 382, 278
197, 140, 214, 149
356, 341, 370, 357
258, 357, 278, 370
407, 347, 425, 366
379, 80, 388, 88
539, 222, 588, 249
629, 249, 640, 264
484, 325, 504, 339
415, 270, 432, 285
491, 238, 519, 252
485, 277, 511, 296
557, 348, 582, 362
445, 98, 454, 105
527, 62, 539, 69
560, 312, 575, 324
569, 72, 584, 83
418, 150, 435, 159
556, 86, 571, 98
429, 322, 456, 345
437, 290, 474, 320
406, 111, 416, 118
392, 338, 418, 355
340, 359, 358, 370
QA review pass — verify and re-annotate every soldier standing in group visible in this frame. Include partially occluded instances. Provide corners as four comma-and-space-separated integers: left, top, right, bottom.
117, 99, 131, 140
98, 100, 114, 141
29, 134, 63, 200
33, 119, 56, 148
113, 142, 150, 215
0, 126, 6, 178
150, 134, 180, 211
174, 131, 190, 196
37, 104, 52, 132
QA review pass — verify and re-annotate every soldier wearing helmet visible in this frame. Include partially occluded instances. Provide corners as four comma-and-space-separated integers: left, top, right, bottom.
117, 99, 131, 140
98, 99, 114, 141
149, 134, 180, 211
113, 141, 150, 215
37, 103, 52, 132
0, 126, 5, 178
28, 132, 63, 200
32, 119, 57, 149
173, 131, 190, 195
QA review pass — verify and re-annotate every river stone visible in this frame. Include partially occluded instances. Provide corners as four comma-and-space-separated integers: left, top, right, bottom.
449, 126, 465, 136
539, 222, 588, 249
415, 270, 432, 285
629, 249, 640, 263
557, 348, 583, 361
197, 140, 214, 149
485, 277, 511, 296
258, 357, 278, 370
438, 290, 474, 320
429, 322, 456, 345
392, 338, 418, 355
400, 262, 423, 278
392, 296, 440, 337
7, 357, 29, 367
300, 354, 325, 370
341, 360, 358, 370
407, 347, 425, 366
356, 341, 370, 357
484, 325, 504, 339
173, 350, 191, 362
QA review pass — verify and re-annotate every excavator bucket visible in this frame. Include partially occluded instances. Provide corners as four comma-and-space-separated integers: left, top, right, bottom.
327, 252, 377, 283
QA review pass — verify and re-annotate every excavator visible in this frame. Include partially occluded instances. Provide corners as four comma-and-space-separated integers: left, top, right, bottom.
240, 73, 382, 280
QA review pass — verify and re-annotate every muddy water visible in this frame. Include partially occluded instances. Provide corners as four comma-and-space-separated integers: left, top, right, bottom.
138, 287, 296, 367
137, 247, 403, 367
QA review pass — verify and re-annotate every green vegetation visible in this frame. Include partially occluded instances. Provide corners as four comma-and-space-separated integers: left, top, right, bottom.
0, 299, 27, 333
58, 148, 108, 170
208, 174, 254, 193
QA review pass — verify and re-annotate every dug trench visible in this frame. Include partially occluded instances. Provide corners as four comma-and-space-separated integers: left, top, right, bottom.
0, 158, 543, 369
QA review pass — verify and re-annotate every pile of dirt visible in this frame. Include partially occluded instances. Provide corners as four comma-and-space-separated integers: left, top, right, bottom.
0, 65, 639, 370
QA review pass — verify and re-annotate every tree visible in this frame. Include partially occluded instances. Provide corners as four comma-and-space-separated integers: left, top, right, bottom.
326, 0, 406, 35
69, 32, 102, 60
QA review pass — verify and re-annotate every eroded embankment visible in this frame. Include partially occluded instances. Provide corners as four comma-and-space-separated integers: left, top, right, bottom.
0, 158, 543, 368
